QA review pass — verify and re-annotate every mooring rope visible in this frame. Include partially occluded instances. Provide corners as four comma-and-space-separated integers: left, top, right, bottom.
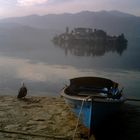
72, 96, 91, 140
72, 99, 85, 140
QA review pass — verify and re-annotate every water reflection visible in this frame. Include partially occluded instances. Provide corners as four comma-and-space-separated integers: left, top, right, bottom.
53, 40, 127, 57
0, 55, 99, 95
0, 54, 140, 99
94, 103, 140, 140
0, 55, 83, 82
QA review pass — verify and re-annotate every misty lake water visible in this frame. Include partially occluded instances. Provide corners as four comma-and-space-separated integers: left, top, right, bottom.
0, 30, 139, 139
0, 33, 139, 100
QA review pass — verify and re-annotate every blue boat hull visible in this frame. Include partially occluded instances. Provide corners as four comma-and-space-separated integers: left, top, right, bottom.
63, 95, 125, 129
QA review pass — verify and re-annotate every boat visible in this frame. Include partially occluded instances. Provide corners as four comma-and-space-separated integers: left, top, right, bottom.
60, 77, 126, 136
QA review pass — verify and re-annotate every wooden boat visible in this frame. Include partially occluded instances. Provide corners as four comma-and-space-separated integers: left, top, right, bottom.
60, 77, 126, 136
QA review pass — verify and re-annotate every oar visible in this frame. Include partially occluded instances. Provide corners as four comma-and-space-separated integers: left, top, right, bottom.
126, 98, 140, 102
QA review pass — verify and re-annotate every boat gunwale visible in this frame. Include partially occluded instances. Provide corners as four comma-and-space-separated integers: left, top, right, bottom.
61, 87, 126, 103
60, 77, 126, 103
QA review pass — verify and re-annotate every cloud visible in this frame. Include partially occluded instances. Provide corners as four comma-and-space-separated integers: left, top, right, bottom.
0, 0, 140, 17
17, 0, 49, 6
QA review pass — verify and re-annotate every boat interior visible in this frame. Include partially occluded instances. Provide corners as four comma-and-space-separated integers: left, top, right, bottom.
65, 77, 122, 99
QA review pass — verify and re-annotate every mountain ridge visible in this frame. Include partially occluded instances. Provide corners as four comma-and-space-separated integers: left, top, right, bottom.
0, 10, 140, 37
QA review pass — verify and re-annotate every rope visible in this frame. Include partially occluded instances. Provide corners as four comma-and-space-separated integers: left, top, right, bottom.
72, 99, 85, 140
72, 96, 91, 140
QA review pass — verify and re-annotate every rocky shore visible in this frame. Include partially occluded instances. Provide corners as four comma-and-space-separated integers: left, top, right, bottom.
0, 96, 89, 140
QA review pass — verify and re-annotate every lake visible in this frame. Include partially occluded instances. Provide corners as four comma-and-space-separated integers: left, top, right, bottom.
0, 30, 139, 139
0, 32, 139, 99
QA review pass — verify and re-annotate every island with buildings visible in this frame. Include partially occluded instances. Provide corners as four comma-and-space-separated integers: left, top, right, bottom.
52, 27, 128, 56
53, 27, 127, 44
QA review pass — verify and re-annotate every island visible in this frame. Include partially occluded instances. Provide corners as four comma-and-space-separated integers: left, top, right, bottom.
52, 27, 128, 56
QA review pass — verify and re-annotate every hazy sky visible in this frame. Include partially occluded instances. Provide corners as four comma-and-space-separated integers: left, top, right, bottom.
0, 0, 140, 18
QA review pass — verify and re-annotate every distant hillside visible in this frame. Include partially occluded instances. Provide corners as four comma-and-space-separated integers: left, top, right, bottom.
0, 10, 140, 37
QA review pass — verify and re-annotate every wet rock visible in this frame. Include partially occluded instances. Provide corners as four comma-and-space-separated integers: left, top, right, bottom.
4, 124, 20, 130
0, 95, 89, 140
26, 120, 37, 126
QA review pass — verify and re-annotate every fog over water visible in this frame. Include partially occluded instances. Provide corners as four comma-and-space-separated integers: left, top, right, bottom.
0, 30, 139, 100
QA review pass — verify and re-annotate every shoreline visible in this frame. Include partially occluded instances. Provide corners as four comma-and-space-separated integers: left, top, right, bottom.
0, 95, 89, 140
